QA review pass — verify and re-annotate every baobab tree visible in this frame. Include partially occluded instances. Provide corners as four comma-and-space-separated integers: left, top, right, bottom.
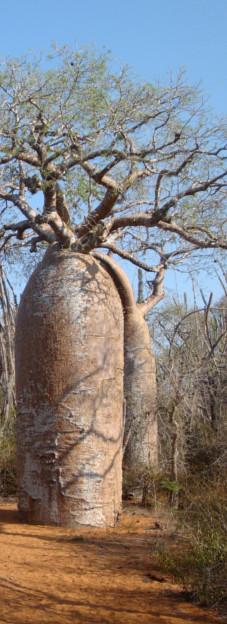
95, 253, 164, 473
0, 46, 226, 526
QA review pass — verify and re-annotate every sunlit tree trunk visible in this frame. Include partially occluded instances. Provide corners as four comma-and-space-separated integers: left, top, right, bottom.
123, 306, 158, 469
95, 254, 163, 472
16, 246, 124, 527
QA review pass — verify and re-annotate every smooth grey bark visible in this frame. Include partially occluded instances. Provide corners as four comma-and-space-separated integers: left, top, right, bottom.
16, 246, 124, 527
94, 254, 158, 471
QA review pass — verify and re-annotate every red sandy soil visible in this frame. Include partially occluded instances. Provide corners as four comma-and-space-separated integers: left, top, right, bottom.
0, 500, 224, 624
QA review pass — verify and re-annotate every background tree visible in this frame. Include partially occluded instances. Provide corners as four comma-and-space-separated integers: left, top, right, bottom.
150, 285, 227, 485
0, 267, 16, 496
148, 288, 227, 608
0, 46, 226, 525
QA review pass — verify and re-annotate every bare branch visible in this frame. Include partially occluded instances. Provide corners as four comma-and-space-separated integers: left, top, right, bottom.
158, 220, 227, 249
138, 266, 166, 316
99, 242, 163, 272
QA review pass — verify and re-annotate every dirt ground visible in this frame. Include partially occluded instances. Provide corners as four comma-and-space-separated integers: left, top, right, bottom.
0, 500, 224, 624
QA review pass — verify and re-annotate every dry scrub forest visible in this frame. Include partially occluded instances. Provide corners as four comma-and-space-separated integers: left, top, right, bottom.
0, 47, 226, 623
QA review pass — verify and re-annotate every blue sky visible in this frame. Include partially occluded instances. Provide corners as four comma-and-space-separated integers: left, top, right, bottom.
1, 0, 226, 302
1, 0, 226, 114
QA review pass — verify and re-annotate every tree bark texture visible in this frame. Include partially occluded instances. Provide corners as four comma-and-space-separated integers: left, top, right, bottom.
123, 308, 158, 470
16, 247, 124, 527
95, 255, 158, 471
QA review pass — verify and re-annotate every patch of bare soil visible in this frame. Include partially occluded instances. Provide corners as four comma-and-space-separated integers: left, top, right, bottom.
0, 500, 224, 624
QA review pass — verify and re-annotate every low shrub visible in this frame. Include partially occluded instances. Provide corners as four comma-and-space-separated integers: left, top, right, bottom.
156, 472, 227, 610
0, 429, 17, 496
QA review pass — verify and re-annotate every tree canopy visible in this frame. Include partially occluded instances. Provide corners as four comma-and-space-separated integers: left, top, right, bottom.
0, 46, 226, 275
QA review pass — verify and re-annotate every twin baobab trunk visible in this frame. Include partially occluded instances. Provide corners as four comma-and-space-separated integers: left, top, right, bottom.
95, 254, 160, 472
16, 247, 162, 527
16, 246, 124, 527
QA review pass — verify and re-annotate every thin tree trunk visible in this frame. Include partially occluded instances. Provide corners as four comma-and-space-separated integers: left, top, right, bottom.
169, 406, 180, 508
0, 267, 16, 431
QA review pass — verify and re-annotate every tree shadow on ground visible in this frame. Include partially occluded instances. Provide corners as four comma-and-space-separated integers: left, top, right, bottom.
0, 576, 219, 624
0, 504, 222, 624
0, 505, 19, 524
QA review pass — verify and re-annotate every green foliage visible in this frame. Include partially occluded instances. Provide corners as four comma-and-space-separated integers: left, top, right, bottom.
159, 479, 181, 495
1, 43, 226, 261
123, 464, 181, 507
0, 428, 16, 496
154, 471, 227, 610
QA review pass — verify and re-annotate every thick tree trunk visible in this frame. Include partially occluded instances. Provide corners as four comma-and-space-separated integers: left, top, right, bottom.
94, 254, 158, 471
123, 308, 158, 469
16, 246, 124, 527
